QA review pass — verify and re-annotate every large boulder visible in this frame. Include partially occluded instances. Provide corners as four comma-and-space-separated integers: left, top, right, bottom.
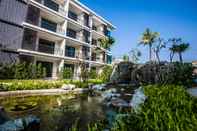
110, 62, 135, 84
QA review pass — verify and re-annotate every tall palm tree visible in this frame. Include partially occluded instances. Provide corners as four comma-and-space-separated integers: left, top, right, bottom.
98, 36, 115, 49
139, 28, 159, 61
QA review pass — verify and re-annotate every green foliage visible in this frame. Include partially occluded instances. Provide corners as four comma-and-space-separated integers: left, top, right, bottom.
0, 80, 64, 91
75, 85, 197, 131
139, 28, 159, 61
111, 85, 197, 131
99, 65, 113, 82
0, 62, 46, 79
169, 40, 190, 62
169, 63, 193, 87
89, 69, 97, 79
98, 36, 115, 49
123, 54, 129, 62
62, 68, 73, 79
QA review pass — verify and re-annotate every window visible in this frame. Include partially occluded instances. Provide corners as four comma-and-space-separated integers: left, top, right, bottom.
38, 39, 55, 54
68, 11, 78, 21
65, 46, 75, 58
83, 13, 90, 27
44, 0, 59, 12
67, 28, 76, 38
83, 30, 90, 43
41, 18, 57, 32
107, 55, 112, 64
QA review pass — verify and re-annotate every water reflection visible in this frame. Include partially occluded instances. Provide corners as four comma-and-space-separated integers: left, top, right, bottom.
0, 94, 107, 131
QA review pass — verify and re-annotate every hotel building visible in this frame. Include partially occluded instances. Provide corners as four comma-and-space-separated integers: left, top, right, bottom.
0, 0, 115, 79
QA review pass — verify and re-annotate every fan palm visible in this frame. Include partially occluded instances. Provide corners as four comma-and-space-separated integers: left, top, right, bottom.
139, 28, 159, 61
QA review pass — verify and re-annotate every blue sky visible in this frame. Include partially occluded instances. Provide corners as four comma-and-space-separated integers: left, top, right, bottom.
80, 0, 197, 62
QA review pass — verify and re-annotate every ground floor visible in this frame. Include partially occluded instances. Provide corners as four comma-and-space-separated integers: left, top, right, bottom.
19, 54, 105, 79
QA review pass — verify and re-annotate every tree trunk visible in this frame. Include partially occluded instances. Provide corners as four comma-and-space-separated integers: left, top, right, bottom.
156, 52, 160, 63
149, 44, 152, 61
179, 52, 183, 63
170, 52, 174, 63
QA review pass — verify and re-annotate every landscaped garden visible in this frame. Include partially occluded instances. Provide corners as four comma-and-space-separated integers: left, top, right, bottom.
0, 28, 197, 131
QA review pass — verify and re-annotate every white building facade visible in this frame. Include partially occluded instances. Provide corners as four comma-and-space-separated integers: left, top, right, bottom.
0, 0, 115, 79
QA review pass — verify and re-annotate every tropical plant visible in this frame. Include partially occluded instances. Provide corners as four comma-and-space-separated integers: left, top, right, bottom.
139, 28, 159, 61
62, 67, 73, 79
89, 68, 97, 79
99, 65, 113, 82
153, 38, 166, 63
0, 62, 46, 79
168, 38, 182, 62
129, 48, 142, 63
98, 36, 115, 49
123, 54, 129, 62
170, 43, 190, 63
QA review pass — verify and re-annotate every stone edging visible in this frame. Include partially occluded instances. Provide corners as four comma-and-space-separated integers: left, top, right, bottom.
0, 88, 89, 98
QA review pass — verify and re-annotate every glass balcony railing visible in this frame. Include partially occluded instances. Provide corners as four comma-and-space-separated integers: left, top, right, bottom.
38, 43, 64, 56
41, 18, 65, 35
68, 11, 90, 28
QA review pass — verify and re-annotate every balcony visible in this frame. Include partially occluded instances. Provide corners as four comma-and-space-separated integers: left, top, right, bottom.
65, 46, 76, 58
67, 11, 90, 28
38, 40, 64, 56
41, 18, 65, 35
34, 0, 67, 16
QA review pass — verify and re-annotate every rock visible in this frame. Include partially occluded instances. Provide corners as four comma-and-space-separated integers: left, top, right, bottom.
130, 87, 147, 112
91, 84, 106, 91
0, 107, 10, 125
62, 84, 75, 90
111, 98, 130, 107
0, 115, 40, 131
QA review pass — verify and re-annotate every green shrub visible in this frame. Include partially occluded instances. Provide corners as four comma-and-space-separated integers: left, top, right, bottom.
99, 65, 113, 82
0, 80, 64, 91
170, 62, 193, 87
62, 68, 73, 79
112, 85, 197, 131
89, 69, 97, 79
0, 62, 46, 79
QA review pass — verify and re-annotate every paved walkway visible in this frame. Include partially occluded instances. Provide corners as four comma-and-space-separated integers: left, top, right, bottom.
187, 88, 197, 97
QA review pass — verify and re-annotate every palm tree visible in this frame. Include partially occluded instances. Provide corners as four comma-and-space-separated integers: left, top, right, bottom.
98, 36, 115, 49
171, 43, 189, 63
168, 38, 182, 62
139, 28, 159, 61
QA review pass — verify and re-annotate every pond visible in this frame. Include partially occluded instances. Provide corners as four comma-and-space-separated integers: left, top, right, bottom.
0, 93, 113, 131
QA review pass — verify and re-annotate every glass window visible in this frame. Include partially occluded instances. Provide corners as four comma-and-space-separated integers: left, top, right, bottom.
65, 46, 75, 57
41, 18, 57, 32
44, 0, 59, 12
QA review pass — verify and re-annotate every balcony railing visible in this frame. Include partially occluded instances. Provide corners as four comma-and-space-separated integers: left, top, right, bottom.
68, 11, 90, 28
35, 0, 67, 16
38, 43, 64, 56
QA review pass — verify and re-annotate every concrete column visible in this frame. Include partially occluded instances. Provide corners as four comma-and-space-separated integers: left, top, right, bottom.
78, 13, 84, 25
35, 34, 39, 51
52, 61, 58, 79
64, 0, 70, 17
